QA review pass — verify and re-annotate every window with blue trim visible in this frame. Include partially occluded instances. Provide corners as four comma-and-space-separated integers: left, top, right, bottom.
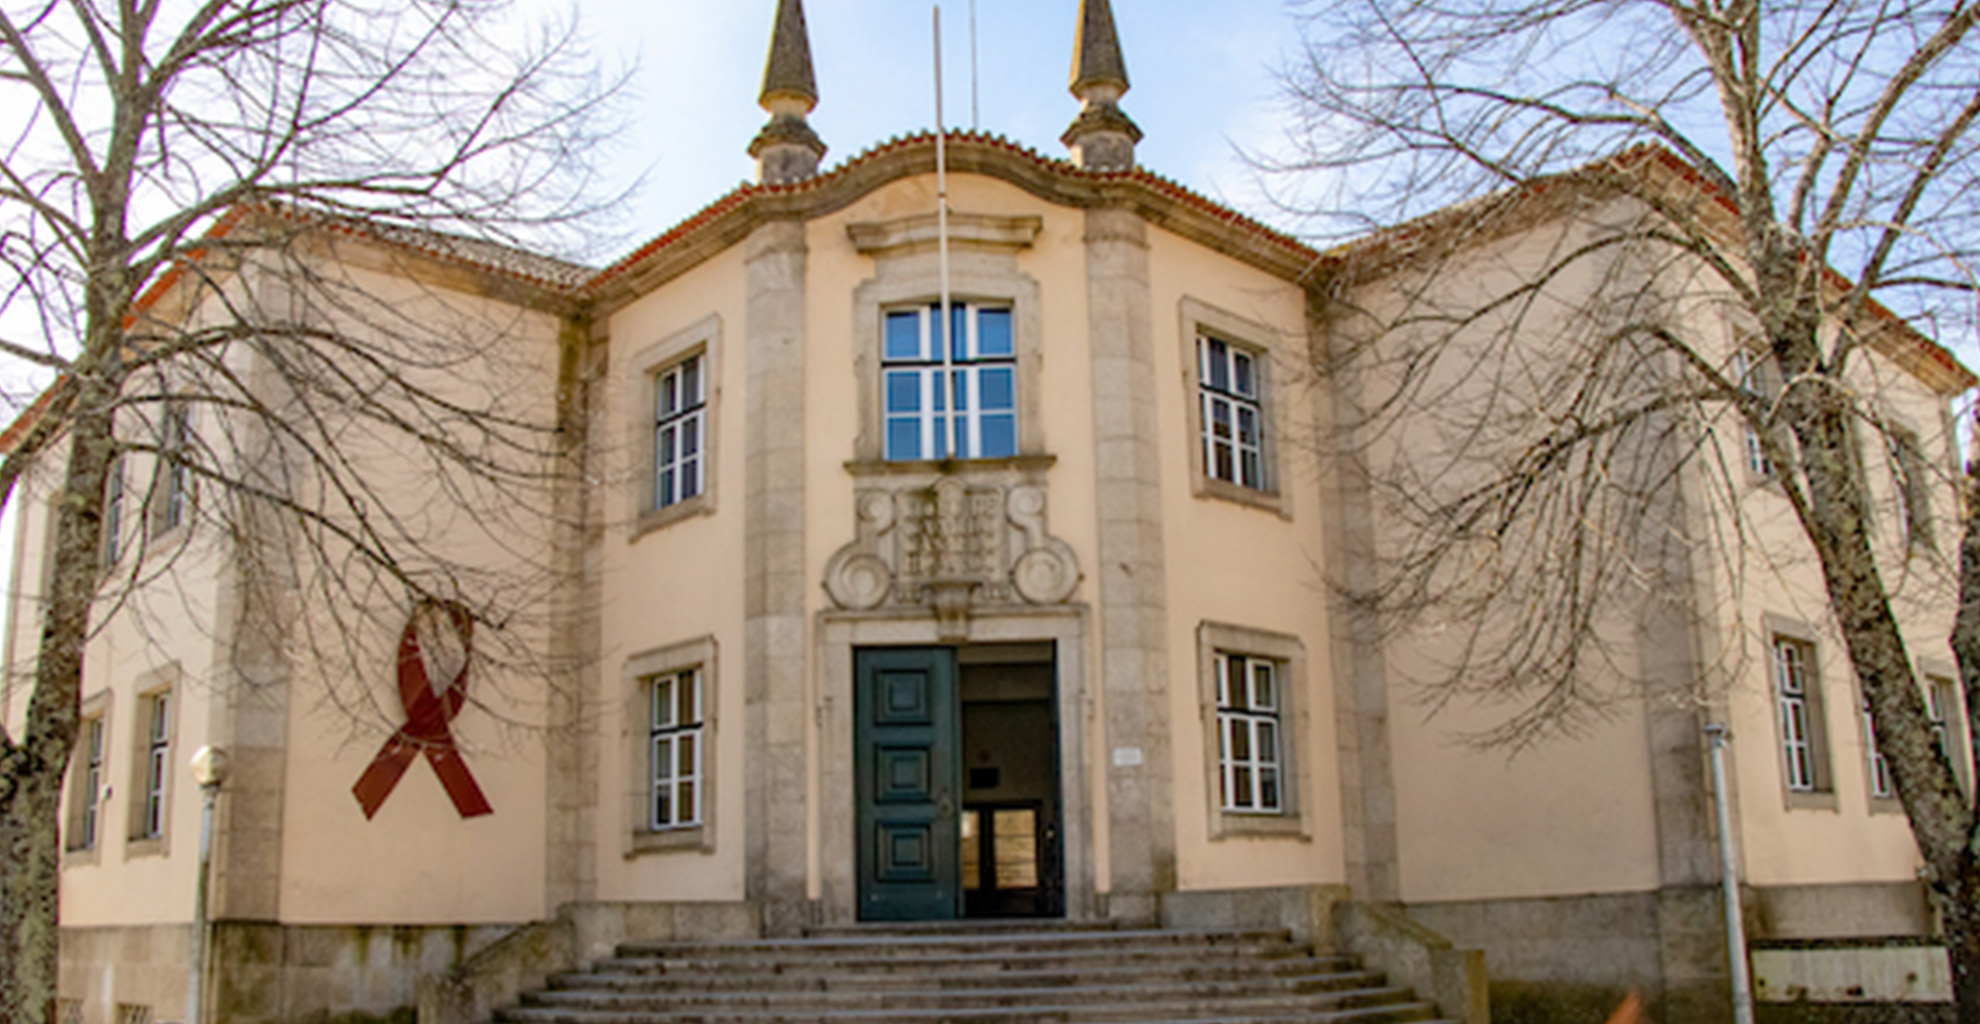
882, 303, 1017, 461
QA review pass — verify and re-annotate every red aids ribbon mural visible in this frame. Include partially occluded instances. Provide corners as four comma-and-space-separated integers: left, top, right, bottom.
351, 599, 493, 820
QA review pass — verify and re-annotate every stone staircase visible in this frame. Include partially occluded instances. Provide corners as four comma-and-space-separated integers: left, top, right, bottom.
493, 920, 1457, 1024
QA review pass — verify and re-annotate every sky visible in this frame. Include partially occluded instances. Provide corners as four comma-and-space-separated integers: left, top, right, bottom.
548, 0, 1307, 259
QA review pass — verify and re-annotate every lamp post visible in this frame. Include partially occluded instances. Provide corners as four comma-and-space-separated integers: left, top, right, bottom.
1704, 724, 1757, 1024
185, 746, 229, 1024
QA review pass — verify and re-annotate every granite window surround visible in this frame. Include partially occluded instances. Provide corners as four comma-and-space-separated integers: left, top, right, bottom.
623, 635, 719, 856
628, 315, 721, 538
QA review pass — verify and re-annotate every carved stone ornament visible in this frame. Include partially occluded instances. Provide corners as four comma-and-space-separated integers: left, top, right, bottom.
824, 477, 1081, 640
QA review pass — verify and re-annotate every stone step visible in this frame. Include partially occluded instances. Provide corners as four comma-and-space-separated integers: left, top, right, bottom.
610, 929, 1301, 962
496, 925, 1452, 1024
525, 970, 1393, 1007
587, 941, 1316, 977
803, 918, 1133, 938
549, 958, 1372, 992
495, 993, 1446, 1024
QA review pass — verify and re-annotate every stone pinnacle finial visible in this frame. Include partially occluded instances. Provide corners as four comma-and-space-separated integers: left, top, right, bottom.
759, 0, 818, 110
1061, 0, 1141, 171
751, 0, 826, 185
1069, 0, 1129, 96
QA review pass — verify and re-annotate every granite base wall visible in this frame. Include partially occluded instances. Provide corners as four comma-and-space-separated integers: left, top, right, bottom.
1408, 888, 1725, 1024
60, 921, 514, 1024
61, 903, 766, 1024
59, 925, 192, 1024
1407, 882, 1938, 1024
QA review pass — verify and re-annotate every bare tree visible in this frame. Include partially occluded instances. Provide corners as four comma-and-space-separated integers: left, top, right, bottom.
1276, 0, 1980, 1018
0, 2, 619, 1021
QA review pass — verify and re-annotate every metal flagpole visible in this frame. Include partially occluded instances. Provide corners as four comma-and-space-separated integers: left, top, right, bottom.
969, 0, 980, 131
934, 6, 956, 459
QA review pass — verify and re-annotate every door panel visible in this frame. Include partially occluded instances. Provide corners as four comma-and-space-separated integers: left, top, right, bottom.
856, 649, 960, 921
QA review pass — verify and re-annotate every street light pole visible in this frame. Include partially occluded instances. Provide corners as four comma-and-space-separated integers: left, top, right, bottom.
1704, 724, 1757, 1024
185, 746, 229, 1024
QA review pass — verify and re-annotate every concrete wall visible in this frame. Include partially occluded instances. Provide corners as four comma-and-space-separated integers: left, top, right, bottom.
1753, 939, 1951, 1004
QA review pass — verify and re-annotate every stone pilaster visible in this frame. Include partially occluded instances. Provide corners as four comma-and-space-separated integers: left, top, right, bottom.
1313, 294, 1402, 903
545, 315, 601, 910
210, 527, 291, 921
208, 271, 300, 922
1083, 207, 1174, 919
1638, 412, 1735, 1023
742, 219, 811, 933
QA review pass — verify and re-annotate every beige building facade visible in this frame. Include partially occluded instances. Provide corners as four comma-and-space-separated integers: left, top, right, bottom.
5, 2, 1973, 1023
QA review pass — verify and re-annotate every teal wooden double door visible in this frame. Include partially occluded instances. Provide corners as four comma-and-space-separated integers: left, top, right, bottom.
856, 645, 1066, 921
855, 648, 963, 920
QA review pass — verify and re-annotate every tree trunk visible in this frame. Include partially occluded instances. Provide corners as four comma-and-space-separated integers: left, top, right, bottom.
0, 762, 63, 1024
0, 377, 120, 1024
1940, 867, 1980, 1024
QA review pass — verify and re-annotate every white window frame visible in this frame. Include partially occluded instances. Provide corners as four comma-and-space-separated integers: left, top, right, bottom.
648, 667, 704, 831
628, 316, 719, 537
623, 636, 718, 855
652, 353, 707, 511
1199, 338, 1265, 490
65, 690, 112, 861
1886, 426, 1936, 553
1860, 691, 1897, 807
125, 666, 179, 858
156, 402, 192, 535
1216, 652, 1282, 814
1926, 672, 1968, 794
141, 691, 171, 836
102, 458, 124, 567
1197, 622, 1310, 839
847, 214, 1045, 467
1764, 618, 1835, 809
1776, 639, 1816, 791
1731, 344, 1792, 485
83, 717, 106, 845
1180, 299, 1287, 515
880, 302, 1019, 462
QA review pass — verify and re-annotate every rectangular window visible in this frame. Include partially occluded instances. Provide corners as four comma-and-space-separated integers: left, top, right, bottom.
141, 691, 170, 838
1773, 637, 1826, 793
1862, 695, 1894, 800
1216, 652, 1282, 814
160, 404, 191, 532
882, 302, 1017, 461
67, 717, 105, 851
103, 459, 124, 567
1199, 336, 1265, 490
1733, 350, 1774, 478
1888, 429, 1935, 552
653, 355, 706, 510
1927, 675, 1967, 791
649, 668, 703, 830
